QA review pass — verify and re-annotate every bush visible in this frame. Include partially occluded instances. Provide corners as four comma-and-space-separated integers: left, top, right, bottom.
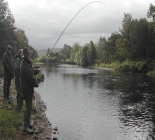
35, 73, 44, 83
33, 63, 43, 69
38, 56, 47, 63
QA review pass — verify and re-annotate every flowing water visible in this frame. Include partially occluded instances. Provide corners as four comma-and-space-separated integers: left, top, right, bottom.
35, 64, 155, 140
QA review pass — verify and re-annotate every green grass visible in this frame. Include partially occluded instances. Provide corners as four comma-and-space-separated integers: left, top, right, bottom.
0, 109, 22, 139
94, 60, 155, 74
0, 79, 38, 139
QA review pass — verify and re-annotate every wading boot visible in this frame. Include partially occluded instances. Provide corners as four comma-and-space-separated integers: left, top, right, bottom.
22, 127, 33, 135
29, 123, 33, 129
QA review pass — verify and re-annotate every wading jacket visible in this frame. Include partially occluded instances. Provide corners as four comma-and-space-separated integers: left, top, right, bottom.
20, 57, 39, 100
2, 51, 14, 79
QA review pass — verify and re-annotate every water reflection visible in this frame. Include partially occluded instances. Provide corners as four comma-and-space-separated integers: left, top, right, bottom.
36, 64, 155, 140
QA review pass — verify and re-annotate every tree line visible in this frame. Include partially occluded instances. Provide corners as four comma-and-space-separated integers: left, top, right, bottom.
1, 0, 155, 73
0, 0, 38, 60
40, 3, 155, 73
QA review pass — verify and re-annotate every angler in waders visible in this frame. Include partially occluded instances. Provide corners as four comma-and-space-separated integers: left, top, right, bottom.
14, 49, 23, 112
21, 47, 41, 134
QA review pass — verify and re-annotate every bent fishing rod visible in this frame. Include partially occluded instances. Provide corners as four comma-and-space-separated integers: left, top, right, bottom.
41, 1, 108, 70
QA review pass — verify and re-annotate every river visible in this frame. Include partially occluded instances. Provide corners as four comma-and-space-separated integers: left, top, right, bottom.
35, 64, 155, 140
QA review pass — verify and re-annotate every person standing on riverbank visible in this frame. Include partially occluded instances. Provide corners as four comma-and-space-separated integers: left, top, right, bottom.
14, 49, 23, 112
2, 45, 14, 101
21, 47, 40, 134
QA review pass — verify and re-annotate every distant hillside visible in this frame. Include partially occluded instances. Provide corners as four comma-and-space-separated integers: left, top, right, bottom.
38, 48, 62, 57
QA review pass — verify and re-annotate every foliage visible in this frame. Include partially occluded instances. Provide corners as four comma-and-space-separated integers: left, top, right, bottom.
87, 41, 97, 65
70, 42, 81, 61
147, 70, 155, 76
14, 29, 28, 52
33, 62, 43, 69
35, 73, 44, 83
0, 109, 22, 139
94, 11, 155, 73
0, 0, 16, 58
112, 60, 152, 73
61, 44, 71, 59
147, 3, 155, 18
39, 55, 47, 63
73, 41, 97, 66
96, 37, 106, 61
36, 2, 155, 74
0, 0, 38, 59
46, 48, 50, 56
29, 45, 38, 59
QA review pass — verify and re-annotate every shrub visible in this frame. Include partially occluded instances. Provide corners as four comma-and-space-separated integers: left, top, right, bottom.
33, 63, 43, 69
35, 73, 44, 83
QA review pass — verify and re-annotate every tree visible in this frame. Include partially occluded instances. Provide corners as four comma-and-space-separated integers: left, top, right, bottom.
87, 41, 97, 65
0, 0, 16, 58
29, 45, 38, 59
70, 42, 81, 61
75, 48, 83, 65
63, 44, 71, 59
46, 48, 50, 56
119, 13, 133, 59
14, 29, 28, 52
147, 3, 155, 18
102, 33, 119, 62
80, 45, 89, 66
96, 37, 106, 61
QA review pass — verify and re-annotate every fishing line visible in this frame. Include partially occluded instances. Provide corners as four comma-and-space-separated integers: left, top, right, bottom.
41, 1, 110, 69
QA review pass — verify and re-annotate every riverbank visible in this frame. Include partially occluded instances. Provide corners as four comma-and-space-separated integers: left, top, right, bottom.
93, 60, 155, 75
0, 78, 56, 140
14, 91, 53, 140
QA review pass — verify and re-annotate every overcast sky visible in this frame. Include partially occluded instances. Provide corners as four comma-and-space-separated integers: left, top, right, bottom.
6, 0, 153, 50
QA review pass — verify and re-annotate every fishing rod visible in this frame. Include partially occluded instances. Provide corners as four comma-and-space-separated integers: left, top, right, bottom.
41, 1, 108, 70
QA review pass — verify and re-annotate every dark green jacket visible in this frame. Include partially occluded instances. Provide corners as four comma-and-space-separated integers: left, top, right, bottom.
14, 54, 22, 79
20, 57, 39, 100
14, 54, 22, 69
2, 52, 14, 79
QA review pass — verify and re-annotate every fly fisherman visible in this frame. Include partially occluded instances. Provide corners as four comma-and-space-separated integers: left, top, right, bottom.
21, 47, 41, 134
2, 45, 14, 101
14, 49, 23, 112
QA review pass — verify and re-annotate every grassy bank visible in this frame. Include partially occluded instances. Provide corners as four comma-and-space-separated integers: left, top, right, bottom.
0, 67, 44, 139
94, 60, 155, 75
0, 79, 39, 139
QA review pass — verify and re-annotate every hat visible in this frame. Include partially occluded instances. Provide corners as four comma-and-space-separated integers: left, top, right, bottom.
7, 45, 12, 50
23, 47, 30, 56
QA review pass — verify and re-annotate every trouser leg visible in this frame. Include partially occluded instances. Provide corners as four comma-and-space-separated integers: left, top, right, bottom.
16, 94, 23, 112
3, 78, 11, 100
15, 77, 21, 95
7, 79, 11, 99
3, 78, 7, 99
15, 75, 23, 112
24, 97, 32, 129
